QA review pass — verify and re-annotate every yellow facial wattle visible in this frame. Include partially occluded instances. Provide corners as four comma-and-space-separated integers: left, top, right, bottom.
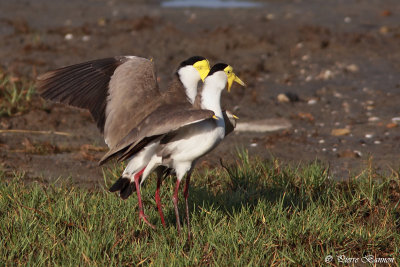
224, 65, 246, 92
193, 59, 211, 82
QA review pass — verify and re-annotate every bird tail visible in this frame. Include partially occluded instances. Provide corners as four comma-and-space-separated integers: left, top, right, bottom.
109, 176, 136, 200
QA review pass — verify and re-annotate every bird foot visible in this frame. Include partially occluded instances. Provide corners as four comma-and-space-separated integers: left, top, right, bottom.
139, 212, 156, 229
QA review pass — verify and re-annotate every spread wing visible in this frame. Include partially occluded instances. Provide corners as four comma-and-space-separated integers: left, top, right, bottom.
37, 56, 161, 148
99, 104, 215, 165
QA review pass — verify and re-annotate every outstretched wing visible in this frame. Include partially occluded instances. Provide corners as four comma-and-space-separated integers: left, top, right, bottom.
37, 56, 161, 148
99, 104, 215, 165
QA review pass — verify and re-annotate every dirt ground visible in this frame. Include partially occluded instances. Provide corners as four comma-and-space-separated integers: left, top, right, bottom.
0, 0, 399, 185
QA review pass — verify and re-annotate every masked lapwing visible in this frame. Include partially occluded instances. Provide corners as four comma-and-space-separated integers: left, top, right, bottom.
37, 55, 211, 228
100, 63, 245, 233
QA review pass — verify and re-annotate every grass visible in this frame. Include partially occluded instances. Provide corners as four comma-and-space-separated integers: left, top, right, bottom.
0, 71, 35, 117
1, 152, 399, 265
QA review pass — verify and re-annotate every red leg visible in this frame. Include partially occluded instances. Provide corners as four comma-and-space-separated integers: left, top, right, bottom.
155, 171, 166, 227
172, 179, 182, 233
134, 167, 155, 229
183, 171, 192, 241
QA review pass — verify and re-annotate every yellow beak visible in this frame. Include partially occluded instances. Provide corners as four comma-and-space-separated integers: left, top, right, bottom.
194, 59, 211, 82
199, 69, 210, 82
227, 74, 246, 92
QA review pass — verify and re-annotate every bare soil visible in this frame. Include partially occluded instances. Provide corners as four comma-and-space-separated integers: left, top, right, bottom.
1, 0, 399, 185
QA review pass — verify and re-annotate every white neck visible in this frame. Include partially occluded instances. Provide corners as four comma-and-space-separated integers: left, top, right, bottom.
201, 72, 226, 119
177, 66, 200, 104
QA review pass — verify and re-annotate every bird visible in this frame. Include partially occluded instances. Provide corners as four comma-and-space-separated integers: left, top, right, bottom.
37, 55, 212, 228
101, 63, 245, 234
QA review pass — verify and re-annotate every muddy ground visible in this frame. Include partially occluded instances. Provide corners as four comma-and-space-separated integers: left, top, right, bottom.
0, 0, 399, 186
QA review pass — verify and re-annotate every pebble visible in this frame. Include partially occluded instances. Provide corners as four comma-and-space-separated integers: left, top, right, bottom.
387, 123, 398, 129
250, 143, 258, 147
236, 118, 292, 133
368, 116, 380, 122
266, 13, 275, 20
64, 33, 74, 40
308, 99, 317, 105
82, 35, 91, 42
331, 128, 350, 136
365, 133, 373, 139
344, 17, 352, 23
346, 64, 359, 73
319, 139, 325, 144
321, 70, 334, 80
338, 150, 360, 158
277, 94, 290, 103
374, 140, 381, 145
392, 117, 400, 123
380, 26, 389, 34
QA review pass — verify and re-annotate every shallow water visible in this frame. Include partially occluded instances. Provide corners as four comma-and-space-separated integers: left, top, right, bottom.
161, 0, 263, 8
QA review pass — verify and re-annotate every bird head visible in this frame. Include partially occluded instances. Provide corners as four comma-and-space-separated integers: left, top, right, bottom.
178, 56, 210, 82
206, 63, 246, 92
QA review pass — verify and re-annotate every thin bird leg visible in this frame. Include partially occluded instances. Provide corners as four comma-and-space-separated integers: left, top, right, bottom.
155, 170, 166, 227
134, 167, 156, 229
183, 171, 192, 241
172, 179, 182, 233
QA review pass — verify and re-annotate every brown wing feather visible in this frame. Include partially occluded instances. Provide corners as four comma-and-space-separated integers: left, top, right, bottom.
37, 57, 129, 132
99, 104, 215, 165
36, 56, 164, 149
104, 57, 161, 148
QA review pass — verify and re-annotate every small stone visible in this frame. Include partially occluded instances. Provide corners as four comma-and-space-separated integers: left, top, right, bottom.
277, 93, 290, 103
302, 55, 310, 61
296, 42, 304, 49
368, 116, 380, 122
387, 123, 398, 129
266, 13, 275, 20
366, 106, 374, 111
297, 112, 314, 122
374, 140, 381, 145
344, 17, 352, 23
250, 143, 258, 147
305, 75, 313, 82
322, 70, 334, 80
391, 117, 400, 123
365, 134, 373, 139
64, 33, 73, 40
346, 64, 359, 73
380, 26, 389, 34
319, 139, 325, 144
308, 99, 317, 105
82, 35, 90, 42
338, 150, 360, 158
381, 10, 392, 17
354, 150, 363, 157
331, 128, 350, 136
98, 18, 107, 26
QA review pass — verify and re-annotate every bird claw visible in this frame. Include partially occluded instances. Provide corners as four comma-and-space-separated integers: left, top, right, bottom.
139, 212, 156, 229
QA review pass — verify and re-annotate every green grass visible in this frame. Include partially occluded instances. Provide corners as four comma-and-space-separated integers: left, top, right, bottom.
0, 71, 35, 117
1, 152, 399, 265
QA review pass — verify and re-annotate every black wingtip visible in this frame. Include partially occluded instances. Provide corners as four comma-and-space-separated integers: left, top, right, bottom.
109, 177, 130, 192
109, 177, 136, 199
120, 183, 135, 200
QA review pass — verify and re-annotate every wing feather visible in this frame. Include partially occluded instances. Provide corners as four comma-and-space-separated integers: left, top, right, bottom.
99, 105, 215, 165
37, 57, 129, 132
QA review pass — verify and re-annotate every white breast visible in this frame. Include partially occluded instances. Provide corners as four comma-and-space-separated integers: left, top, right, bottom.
167, 119, 225, 164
